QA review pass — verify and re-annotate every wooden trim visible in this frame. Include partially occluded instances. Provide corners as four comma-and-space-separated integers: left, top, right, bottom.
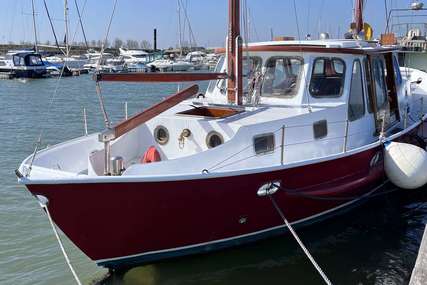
215, 45, 400, 55
384, 53, 401, 121
95, 72, 228, 83
227, 0, 243, 105
113, 84, 199, 138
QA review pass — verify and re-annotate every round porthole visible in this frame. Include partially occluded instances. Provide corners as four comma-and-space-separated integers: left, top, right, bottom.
154, 126, 169, 145
206, 131, 224, 149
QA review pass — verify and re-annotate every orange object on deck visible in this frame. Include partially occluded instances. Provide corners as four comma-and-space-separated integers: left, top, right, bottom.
141, 146, 161, 164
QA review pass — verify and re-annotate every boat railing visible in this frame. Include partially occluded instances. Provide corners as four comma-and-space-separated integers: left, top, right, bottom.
208, 120, 354, 172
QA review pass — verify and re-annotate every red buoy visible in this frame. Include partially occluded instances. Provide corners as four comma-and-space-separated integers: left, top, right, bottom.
141, 146, 161, 164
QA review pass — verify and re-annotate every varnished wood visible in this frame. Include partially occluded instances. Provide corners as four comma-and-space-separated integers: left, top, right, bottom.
113, 84, 199, 138
95, 72, 228, 83
177, 106, 242, 118
215, 45, 400, 55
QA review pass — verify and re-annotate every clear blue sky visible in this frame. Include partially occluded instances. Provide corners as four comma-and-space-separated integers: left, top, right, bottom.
0, 0, 417, 48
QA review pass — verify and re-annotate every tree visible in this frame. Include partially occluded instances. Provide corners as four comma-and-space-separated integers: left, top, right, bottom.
126, 39, 139, 49
113, 38, 123, 49
140, 40, 152, 50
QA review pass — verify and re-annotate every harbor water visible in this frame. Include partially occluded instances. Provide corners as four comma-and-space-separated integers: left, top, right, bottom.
1, 75, 427, 285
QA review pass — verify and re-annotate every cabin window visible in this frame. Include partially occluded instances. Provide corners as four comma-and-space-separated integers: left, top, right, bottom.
13, 56, 25, 66
262, 57, 303, 97
207, 56, 225, 94
309, 57, 346, 97
393, 55, 403, 87
348, 60, 365, 121
243, 56, 262, 93
254, 133, 275, 155
27, 55, 43, 66
313, 120, 328, 139
364, 58, 375, 113
372, 57, 388, 109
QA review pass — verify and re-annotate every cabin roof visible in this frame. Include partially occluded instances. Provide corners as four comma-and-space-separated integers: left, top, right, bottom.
215, 39, 399, 55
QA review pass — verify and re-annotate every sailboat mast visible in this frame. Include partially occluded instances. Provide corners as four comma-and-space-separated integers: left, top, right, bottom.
354, 0, 364, 35
31, 0, 38, 53
227, 0, 242, 105
64, 0, 70, 56
177, 0, 183, 56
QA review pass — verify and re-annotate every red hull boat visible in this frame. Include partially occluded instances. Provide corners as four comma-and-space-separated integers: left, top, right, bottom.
17, 0, 427, 271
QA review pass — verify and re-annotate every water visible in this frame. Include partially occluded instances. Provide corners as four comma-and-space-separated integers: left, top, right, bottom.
0, 75, 426, 285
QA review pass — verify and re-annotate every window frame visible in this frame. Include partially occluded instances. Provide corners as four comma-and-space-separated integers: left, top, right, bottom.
261, 56, 304, 98
348, 59, 366, 122
309, 57, 346, 98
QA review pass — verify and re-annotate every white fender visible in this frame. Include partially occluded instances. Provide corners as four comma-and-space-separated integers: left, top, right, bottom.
384, 142, 427, 189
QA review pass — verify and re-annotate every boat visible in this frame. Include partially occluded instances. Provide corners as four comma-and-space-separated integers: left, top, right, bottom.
0, 50, 48, 79
147, 58, 192, 72
383, 1, 427, 71
17, 0, 427, 270
185, 51, 209, 70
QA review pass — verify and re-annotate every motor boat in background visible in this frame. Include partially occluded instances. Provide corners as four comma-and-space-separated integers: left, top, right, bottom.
147, 58, 192, 72
185, 51, 209, 70
0, 50, 48, 79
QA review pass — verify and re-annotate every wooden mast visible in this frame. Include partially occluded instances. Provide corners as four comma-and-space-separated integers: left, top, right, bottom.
354, 0, 364, 35
227, 0, 243, 105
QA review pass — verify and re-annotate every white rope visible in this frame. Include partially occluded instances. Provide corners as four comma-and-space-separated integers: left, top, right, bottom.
268, 195, 333, 285
41, 203, 82, 285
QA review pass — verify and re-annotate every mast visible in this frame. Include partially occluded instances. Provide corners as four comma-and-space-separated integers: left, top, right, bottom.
64, 0, 70, 57
354, 0, 364, 35
177, 0, 183, 56
227, 0, 242, 105
31, 0, 38, 53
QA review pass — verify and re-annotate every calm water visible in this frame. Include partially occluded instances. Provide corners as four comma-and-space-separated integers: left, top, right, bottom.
0, 75, 427, 285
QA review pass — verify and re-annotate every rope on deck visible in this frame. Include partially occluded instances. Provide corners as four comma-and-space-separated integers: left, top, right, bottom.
38, 196, 82, 285
268, 194, 333, 285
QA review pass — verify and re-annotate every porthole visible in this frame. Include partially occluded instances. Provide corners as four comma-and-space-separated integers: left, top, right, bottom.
154, 126, 169, 145
206, 131, 224, 149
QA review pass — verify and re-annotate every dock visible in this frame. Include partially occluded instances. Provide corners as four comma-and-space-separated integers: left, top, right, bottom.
410, 224, 427, 285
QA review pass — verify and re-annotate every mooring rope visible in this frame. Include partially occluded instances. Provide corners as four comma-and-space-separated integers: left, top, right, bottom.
268, 194, 333, 285
39, 199, 82, 285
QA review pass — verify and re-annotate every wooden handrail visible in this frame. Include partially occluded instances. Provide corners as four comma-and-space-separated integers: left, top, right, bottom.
95, 72, 227, 83
109, 84, 199, 139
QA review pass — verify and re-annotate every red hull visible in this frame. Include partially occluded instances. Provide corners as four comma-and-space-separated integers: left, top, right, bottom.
27, 147, 386, 267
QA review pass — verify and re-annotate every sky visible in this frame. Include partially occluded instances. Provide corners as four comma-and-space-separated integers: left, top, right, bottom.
0, 0, 419, 49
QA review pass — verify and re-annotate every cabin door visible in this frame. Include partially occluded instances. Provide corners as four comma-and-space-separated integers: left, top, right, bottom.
366, 54, 400, 134
346, 59, 376, 150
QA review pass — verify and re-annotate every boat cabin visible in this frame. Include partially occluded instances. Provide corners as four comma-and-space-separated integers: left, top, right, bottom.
0, 51, 47, 78
20, 39, 422, 181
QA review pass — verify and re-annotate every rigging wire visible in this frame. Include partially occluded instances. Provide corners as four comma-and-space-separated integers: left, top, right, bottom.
28, 0, 111, 174
43, 0, 62, 52
74, 0, 89, 49
178, 0, 197, 48
95, 0, 119, 129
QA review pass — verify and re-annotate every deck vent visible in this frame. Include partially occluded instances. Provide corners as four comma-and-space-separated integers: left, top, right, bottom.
313, 120, 328, 139
254, 133, 275, 155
